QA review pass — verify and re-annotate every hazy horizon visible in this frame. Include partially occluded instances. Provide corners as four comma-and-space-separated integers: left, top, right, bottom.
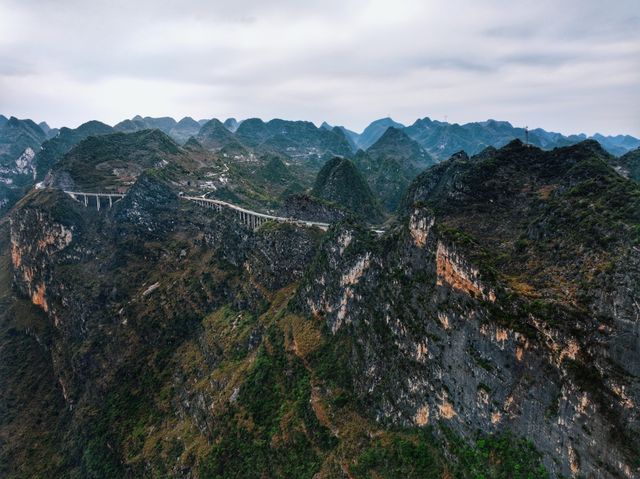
1, 0, 638, 136
5, 112, 640, 140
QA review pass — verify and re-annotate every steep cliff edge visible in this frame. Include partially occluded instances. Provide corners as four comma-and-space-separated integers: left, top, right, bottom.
396, 140, 639, 476
0, 217, 67, 478
4, 140, 639, 478
294, 208, 637, 478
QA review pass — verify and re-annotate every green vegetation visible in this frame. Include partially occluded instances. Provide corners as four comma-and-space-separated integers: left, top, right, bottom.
351, 429, 549, 479
9, 136, 635, 478
406, 140, 640, 313
351, 430, 443, 478
50, 129, 197, 191
312, 157, 384, 223
198, 324, 334, 478
449, 432, 549, 479
355, 126, 434, 212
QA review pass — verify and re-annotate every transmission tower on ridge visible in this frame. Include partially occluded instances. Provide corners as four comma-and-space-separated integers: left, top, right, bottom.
525, 125, 529, 146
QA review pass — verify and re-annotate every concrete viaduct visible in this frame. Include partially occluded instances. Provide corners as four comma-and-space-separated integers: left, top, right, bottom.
63, 190, 338, 232
63, 191, 125, 211
181, 195, 332, 231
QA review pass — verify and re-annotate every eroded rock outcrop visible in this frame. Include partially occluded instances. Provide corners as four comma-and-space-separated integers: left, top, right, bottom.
11, 191, 76, 316
295, 208, 638, 478
5, 140, 640, 478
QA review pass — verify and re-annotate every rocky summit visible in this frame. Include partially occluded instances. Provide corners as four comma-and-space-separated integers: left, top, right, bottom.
0, 114, 639, 479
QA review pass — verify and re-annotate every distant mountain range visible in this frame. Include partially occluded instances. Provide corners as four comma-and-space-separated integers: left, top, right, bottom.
112, 114, 640, 159
322, 116, 640, 159
1, 112, 639, 215
6, 113, 638, 158
354, 127, 435, 211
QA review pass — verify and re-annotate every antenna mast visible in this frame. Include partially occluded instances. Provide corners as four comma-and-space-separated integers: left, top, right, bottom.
525, 125, 529, 146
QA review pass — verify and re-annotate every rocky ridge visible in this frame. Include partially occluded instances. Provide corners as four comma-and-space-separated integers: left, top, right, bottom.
1, 133, 639, 479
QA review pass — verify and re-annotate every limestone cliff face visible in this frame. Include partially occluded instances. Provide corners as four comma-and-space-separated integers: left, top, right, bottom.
11, 192, 75, 316
0, 117, 47, 212
14, 147, 37, 178
9, 192, 86, 414
5, 180, 337, 477
6, 149, 639, 478
295, 207, 638, 479
435, 239, 496, 302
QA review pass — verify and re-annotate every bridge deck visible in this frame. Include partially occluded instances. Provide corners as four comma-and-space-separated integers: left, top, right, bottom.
64, 191, 126, 198
182, 196, 331, 229
62, 190, 384, 234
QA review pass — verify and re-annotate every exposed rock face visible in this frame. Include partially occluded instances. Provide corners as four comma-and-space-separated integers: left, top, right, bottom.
609, 146, 640, 182
435, 240, 495, 301
4, 139, 639, 478
295, 212, 637, 478
114, 172, 179, 231
8, 190, 92, 413
408, 207, 434, 247
4, 172, 337, 475
14, 147, 36, 177
11, 191, 75, 315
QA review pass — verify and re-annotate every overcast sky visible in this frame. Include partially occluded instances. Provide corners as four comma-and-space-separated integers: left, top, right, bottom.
0, 0, 638, 135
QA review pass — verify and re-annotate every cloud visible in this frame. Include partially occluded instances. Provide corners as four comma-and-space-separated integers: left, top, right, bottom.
0, 0, 638, 136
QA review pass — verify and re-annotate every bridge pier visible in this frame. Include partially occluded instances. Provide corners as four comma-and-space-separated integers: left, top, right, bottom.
63, 191, 125, 210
